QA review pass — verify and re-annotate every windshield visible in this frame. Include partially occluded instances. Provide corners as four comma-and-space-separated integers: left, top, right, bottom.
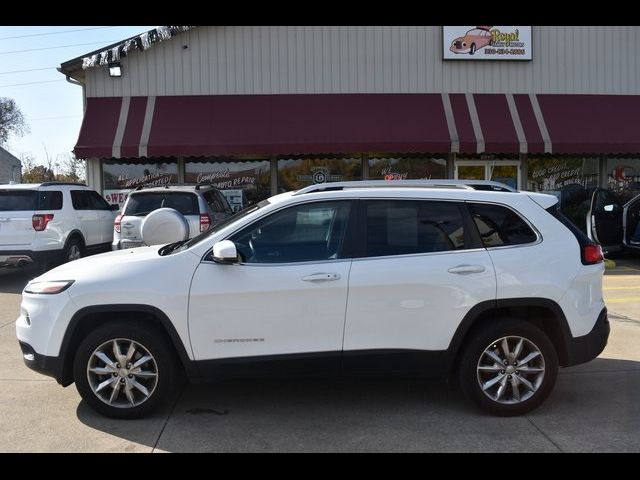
162, 199, 270, 255
125, 192, 199, 216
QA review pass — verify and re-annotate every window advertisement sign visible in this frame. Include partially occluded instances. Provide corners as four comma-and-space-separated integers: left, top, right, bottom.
368, 157, 447, 181
278, 157, 362, 192
185, 159, 271, 207
103, 159, 179, 209
443, 26, 532, 60
527, 157, 599, 232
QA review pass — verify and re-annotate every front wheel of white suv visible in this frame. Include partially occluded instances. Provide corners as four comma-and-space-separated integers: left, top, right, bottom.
73, 321, 178, 419
458, 318, 559, 416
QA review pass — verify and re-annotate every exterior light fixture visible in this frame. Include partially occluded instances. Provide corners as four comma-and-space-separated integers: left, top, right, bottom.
108, 62, 122, 77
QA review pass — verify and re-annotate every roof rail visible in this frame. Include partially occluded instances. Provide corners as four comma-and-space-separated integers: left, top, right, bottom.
293, 180, 517, 195
39, 182, 88, 187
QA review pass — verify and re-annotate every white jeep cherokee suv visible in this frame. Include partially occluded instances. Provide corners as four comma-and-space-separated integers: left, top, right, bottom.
15, 180, 610, 418
1, 183, 118, 270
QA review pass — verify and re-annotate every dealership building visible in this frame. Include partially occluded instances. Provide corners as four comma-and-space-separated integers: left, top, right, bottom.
59, 26, 640, 211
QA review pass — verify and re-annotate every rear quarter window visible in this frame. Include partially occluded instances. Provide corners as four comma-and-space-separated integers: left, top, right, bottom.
124, 192, 200, 216
468, 203, 537, 247
0, 190, 37, 211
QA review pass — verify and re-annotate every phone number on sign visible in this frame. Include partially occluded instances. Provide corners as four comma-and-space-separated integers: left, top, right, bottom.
484, 48, 526, 55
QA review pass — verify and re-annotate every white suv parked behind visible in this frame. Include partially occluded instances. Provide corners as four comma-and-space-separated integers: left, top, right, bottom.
1, 182, 118, 270
15, 180, 610, 418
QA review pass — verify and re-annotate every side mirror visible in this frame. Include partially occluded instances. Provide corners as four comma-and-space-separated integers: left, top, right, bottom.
110, 204, 120, 211
212, 240, 238, 264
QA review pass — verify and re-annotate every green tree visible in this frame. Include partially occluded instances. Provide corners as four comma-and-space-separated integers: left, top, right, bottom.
0, 97, 28, 145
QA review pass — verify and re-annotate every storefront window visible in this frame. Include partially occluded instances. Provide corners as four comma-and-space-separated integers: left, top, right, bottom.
103, 158, 178, 208
606, 158, 640, 204
527, 157, 599, 193
368, 157, 447, 181
527, 157, 599, 232
185, 158, 271, 212
278, 157, 362, 192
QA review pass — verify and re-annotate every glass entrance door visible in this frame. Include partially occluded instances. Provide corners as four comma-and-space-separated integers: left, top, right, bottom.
455, 160, 521, 190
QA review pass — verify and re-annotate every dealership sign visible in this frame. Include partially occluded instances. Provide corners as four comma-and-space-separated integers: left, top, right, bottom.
443, 26, 532, 61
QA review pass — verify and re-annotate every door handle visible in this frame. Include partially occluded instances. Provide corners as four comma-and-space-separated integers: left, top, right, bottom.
302, 273, 341, 282
448, 265, 486, 274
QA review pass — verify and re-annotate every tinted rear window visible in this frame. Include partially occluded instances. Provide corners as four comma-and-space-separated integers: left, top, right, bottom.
468, 203, 537, 247
0, 190, 62, 211
124, 192, 199, 216
546, 204, 592, 247
0, 190, 36, 211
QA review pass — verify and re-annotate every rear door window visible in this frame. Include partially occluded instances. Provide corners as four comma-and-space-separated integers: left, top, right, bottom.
124, 192, 200, 216
364, 200, 467, 258
468, 203, 538, 247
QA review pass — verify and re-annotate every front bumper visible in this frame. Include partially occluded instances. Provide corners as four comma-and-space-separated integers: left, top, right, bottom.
565, 307, 610, 366
19, 341, 68, 385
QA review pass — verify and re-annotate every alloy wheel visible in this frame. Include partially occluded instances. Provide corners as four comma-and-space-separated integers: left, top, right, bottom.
476, 336, 546, 405
86, 338, 159, 408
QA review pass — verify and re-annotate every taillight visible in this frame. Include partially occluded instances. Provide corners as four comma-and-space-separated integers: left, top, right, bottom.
200, 213, 211, 232
583, 243, 604, 265
32, 214, 54, 231
114, 214, 123, 233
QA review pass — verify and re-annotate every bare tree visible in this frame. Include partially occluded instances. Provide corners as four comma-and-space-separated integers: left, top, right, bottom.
19, 153, 36, 177
0, 97, 29, 145
58, 153, 86, 183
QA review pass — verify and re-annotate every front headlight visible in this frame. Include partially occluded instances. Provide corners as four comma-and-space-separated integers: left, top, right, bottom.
24, 280, 75, 295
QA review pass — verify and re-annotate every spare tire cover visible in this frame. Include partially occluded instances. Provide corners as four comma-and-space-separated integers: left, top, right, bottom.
140, 208, 190, 246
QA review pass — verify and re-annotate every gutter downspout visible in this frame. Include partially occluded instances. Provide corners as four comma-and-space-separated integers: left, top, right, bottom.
58, 68, 86, 114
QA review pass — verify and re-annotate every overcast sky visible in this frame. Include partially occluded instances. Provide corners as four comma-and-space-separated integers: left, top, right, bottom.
1, 26, 155, 166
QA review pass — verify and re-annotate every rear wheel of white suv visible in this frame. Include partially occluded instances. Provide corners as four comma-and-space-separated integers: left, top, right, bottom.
64, 237, 84, 263
458, 318, 559, 416
73, 321, 178, 419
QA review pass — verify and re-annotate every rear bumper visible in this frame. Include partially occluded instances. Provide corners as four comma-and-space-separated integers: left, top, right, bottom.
565, 307, 610, 366
0, 249, 63, 267
112, 241, 145, 250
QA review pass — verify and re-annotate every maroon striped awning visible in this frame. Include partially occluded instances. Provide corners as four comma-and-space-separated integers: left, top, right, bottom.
75, 97, 122, 159
75, 94, 452, 159
73, 93, 640, 159
536, 94, 640, 154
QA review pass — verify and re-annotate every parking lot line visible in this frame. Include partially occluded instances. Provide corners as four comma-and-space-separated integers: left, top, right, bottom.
604, 286, 640, 291
606, 297, 640, 304
615, 266, 640, 273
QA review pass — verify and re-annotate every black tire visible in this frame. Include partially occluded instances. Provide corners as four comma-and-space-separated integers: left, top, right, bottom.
458, 318, 558, 416
63, 237, 84, 264
470, 43, 477, 55
73, 321, 178, 419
